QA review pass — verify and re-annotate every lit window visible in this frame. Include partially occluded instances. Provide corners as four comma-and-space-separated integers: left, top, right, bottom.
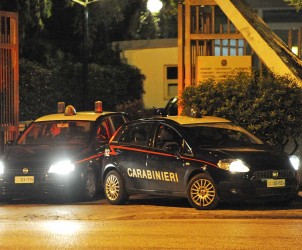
214, 39, 245, 56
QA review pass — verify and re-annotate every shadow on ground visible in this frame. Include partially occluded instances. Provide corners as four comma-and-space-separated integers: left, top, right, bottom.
125, 192, 302, 211
2, 192, 302, 211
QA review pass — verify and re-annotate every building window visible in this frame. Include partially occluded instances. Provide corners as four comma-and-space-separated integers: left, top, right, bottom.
214, 39, 245, 56
164, 65, 178, 99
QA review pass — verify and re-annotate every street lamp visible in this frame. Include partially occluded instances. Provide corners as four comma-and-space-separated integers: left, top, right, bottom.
147, 0, 163, 37
72, 0, 100, 110
147, 0, 163, 13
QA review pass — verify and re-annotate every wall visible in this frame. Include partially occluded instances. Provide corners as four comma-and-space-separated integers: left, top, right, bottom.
116, 39, 178, 109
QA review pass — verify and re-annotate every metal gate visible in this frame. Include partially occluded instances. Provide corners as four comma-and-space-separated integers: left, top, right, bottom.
0, 11, 19, 153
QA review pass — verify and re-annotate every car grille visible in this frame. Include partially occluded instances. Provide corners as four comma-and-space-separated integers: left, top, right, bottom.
4, 165, 47, 176
253, 169, 295, 180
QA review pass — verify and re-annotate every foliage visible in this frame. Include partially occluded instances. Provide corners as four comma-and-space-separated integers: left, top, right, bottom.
284, 0, 302, 11
19, 56, 145, 120
87, 63, 145, 111
158, 0, 178, 38
0, 0, 53, 53
116, 99, 154, 120
1, 0, 179, 61
19, 58, 58, 121
181, 72, 302, 150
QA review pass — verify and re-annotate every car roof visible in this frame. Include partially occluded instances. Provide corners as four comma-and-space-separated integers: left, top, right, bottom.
35, 111, 121, 122
148, 115, 231, 125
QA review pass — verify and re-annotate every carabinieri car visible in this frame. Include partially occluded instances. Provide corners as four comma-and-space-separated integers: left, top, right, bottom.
102, 114, 300, 210
0, 101, 128, 201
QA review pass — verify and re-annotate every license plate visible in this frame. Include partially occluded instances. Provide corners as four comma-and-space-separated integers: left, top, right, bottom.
15, 176, 34, 184
267, 179, 285, 188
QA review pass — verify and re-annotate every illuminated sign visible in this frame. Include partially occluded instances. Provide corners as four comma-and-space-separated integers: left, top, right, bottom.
196, 56, 252, 84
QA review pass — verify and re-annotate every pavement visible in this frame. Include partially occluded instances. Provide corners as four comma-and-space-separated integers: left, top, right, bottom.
1, 192, 302, 221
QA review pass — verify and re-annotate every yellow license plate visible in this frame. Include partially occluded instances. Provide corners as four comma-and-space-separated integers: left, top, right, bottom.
267, 179, 285, 188
15, 176, 34, 184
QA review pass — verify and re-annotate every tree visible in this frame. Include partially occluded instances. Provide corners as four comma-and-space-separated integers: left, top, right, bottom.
1, 0, 154, 119
181, 72, 302, 152
158, 0, 178, 38
284, 0, 302, 11
0, 0, 53, 54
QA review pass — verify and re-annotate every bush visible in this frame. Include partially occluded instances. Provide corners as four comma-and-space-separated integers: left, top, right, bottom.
19, 58, 145, 120
182, 72, 302, 151
116, 99, 154, 120
19, 59, 59, 120
88, 63, 145, 111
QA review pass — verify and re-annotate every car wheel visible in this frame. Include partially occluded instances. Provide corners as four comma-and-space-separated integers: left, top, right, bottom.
82, 169, 97, 200
104, 170, 128, 205
187, 173, 219, 210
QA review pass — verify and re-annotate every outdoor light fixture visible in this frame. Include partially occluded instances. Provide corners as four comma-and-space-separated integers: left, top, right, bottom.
147, 0, 163, 13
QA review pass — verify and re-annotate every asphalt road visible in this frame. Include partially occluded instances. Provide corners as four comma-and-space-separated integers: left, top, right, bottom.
0, 193, 302, 249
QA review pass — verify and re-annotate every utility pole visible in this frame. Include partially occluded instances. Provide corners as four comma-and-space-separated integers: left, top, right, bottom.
72, 0, 100, 110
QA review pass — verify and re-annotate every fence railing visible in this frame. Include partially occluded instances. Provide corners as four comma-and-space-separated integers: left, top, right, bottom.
0, 11, 19, 154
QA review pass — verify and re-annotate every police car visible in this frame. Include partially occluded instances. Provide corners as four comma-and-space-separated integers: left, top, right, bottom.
102, 114, 300, 209
0, 101, 128, 201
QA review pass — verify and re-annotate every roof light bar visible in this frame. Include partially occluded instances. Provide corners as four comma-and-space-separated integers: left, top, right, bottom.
65, 105, 76, 116
95, 101, 103, 113
57, 102, 65, 113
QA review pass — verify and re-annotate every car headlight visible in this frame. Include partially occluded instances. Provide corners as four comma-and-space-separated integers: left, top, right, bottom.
290, 155, 300, 171
0, 161, 4, 174
48, 160, 75, 175
217, 159, 250, 173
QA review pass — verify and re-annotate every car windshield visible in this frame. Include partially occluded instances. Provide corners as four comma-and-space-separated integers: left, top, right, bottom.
183, 123, 264, 148
17, 121, 92, 145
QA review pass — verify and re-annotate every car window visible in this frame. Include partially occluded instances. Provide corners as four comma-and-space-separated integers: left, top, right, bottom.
119, 122, 153, 146
18, 121, 92, 145
110, 114, 128, 131
183, 123, 263, 147
154, 124, 183, 152
96, 119, 112, 142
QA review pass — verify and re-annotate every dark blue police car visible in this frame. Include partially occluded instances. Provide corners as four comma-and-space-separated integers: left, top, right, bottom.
102, 115, 300, 209
0, 101, 128, 201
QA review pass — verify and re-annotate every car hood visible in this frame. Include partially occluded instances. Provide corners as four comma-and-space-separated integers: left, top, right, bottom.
197, 145, 292, 171
4, 144, 88, 165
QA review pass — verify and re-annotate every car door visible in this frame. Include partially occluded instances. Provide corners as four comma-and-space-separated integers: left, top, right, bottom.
94, 114, 128, 154
114, 122, 154, 191
146, 123, 188, 194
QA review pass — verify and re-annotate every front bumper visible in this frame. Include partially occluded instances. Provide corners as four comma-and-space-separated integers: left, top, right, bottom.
0, 172, 83, 199
218, 177, 300, 202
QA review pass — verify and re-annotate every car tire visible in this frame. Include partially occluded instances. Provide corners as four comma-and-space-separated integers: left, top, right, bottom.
82, 168, 97, 200
104, 170, 128, 205
187, 173, 219, 210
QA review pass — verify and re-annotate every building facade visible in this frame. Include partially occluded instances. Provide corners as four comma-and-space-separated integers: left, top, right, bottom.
114, 0, 301, 109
